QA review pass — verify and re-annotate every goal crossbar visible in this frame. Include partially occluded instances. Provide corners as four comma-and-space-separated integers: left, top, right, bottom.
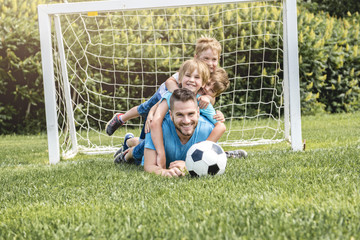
38, 0, 278, 15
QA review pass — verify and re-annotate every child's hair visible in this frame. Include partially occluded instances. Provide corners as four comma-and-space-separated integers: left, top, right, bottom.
178, 59, 210, 87
195, 36, 222, 59
209, 67, 230, 97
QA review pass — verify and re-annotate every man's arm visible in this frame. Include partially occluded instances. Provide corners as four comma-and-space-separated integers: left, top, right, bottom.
150, 100, 169, 169
165, 76, 179, 93
206, 121, 226, 142
169, 161, 186, 172
143, 148, 185, 177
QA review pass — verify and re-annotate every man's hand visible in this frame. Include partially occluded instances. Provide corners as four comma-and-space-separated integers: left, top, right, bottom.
169, 160, 186, 172
161, 167, 185, 177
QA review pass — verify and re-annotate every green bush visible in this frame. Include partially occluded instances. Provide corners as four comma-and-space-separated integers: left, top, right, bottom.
301, 0, 360, 18
1, 0, 360, 134
0, 0, 53, 134
297, 8, 360, 114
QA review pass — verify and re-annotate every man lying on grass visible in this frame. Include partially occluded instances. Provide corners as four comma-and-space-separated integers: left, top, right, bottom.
144, 88, 216, 177
123, 88, 215, 177
116, 88, 247, 177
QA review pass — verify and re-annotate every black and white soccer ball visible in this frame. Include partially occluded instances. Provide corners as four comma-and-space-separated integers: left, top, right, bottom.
185, 141, 227, 177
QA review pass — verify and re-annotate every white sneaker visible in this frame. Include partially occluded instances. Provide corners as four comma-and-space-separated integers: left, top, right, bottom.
225, 150, 247, 158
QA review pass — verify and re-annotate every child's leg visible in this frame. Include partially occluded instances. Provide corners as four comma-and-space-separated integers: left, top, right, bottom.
106, 95, 158, 136
121, 91, 160, 122
127, 137, 140, 148
136, 91, 162, 118
107, 90, 162, 136
120, 140, 145, 165
120, 106, 140, 122
124, 148, 134, 162
131, 140, 145, 165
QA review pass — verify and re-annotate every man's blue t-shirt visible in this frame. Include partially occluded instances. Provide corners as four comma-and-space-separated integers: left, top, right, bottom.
162, 91, 218, 125
144, 113, 214, 168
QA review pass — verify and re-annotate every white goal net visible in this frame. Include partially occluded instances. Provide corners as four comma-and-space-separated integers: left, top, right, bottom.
38, 0, 302, 163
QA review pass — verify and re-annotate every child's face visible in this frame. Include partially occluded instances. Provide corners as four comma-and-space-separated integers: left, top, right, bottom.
201, 80, 217, 98
196, 48, 219, 73
181, 69, 204, 93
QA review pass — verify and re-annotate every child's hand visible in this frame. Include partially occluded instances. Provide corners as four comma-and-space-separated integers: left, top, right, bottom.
214, 110, 225, 123
145, 114, 153, 133
197, 95, 211, 109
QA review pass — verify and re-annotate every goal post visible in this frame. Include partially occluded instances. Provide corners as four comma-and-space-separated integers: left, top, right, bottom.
38, 0, 302, 164
283, 0, 302, 151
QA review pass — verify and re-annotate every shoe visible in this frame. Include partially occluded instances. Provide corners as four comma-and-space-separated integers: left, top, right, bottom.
122, 133, 134, 151
225, 149, 248, 159
113, 146, 123, 158
114, 151, 127, 164
106, 113, 124, 136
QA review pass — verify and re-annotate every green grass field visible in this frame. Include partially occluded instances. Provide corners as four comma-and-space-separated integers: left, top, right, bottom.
1, 113, 360, 239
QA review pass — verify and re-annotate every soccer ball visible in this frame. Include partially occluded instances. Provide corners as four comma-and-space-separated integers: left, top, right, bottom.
185, 141, 227, 177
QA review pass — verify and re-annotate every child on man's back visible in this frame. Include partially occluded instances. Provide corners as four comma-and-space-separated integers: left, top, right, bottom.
105, 36, 222, 137
150, 59, 227, 168
118, 66, 230, 156
114, 59, 228, 164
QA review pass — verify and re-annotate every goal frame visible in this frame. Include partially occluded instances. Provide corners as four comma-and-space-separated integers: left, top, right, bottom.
38, 0, 302, 164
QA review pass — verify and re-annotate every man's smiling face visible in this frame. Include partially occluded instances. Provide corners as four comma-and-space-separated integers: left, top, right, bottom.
170, 100, 199, 140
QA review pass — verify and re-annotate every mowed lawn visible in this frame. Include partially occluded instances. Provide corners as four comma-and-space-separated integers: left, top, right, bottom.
0, 112, 359, 239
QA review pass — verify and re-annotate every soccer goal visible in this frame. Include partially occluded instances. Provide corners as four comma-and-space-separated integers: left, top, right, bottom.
38, 0, 302, 164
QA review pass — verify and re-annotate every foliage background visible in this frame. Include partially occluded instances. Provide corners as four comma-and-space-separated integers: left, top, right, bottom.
0, 0, 359, 134
301, 0, 360, 18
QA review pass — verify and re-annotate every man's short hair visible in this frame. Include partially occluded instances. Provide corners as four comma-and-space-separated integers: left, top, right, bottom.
170, 88, 198, 111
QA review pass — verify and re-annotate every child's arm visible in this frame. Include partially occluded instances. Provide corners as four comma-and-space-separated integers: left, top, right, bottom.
144, 101, 160, 133
165, 76, 179, 93
214, 110, 225, 123
150, 100, 169, 169
207, 94, 216, 105
206, 121, 226, 143
197, 94, 215, 109
199, 102, 226, 142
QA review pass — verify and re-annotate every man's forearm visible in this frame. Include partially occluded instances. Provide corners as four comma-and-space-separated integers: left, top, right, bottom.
143, 148, 165, 175
143, 149, 184, 177
144, 164, 165, 175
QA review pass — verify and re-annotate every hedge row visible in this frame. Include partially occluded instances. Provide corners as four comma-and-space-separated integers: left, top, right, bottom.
0, 0, 50, 134
298, 8, 360, 114
0, 0, 359, 134
301, 0, 360, 18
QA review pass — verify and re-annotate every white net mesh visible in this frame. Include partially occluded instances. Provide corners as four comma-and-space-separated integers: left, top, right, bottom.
52, 0, 286, 158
